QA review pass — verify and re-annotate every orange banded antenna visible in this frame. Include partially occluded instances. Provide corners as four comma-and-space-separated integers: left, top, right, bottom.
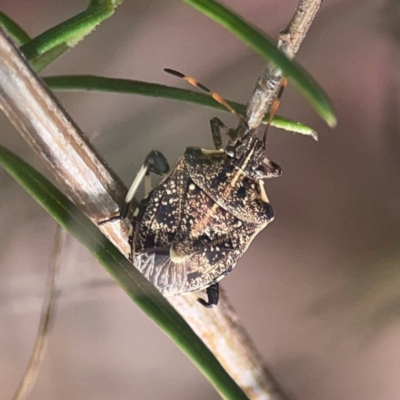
164, 68, 247, 127
263, 78, 288, 147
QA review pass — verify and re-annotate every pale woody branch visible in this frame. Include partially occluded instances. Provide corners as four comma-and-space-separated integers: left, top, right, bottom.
247, 0, 322, 130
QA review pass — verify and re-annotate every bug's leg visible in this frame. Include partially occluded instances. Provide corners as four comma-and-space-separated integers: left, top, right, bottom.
144, 171, 152, 197
197, 283, 219, 308
98, 150, 170, 225
210, 117, 244, 150
210, 117, 229, 150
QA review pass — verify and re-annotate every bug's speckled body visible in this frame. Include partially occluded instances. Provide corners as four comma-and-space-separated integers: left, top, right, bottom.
99, 69, 284, 306
131, 135, 275, 297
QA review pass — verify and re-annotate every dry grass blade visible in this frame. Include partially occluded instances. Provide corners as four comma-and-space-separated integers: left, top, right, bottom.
13, 226, 66, 400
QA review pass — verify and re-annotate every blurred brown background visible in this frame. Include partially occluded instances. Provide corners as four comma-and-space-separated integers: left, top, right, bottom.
1, 0, 400, 399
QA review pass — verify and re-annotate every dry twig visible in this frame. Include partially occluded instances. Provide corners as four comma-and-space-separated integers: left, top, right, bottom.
13, 226, 66, 400
0, 2, 322, 398
247, 0, 322, 130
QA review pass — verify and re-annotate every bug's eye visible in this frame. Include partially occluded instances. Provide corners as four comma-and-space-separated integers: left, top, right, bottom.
225, 145, 235, 157
254, 165, 267, 178
262, 159, 282, 178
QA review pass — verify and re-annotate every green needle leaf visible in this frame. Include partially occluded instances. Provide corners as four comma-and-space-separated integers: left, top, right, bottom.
43, 75, 317, 138
20, 6, 114, 60
0, 12, 31, 45
0, 145, 248, 400
19, 1, 123, 70
182, 0, 336, 127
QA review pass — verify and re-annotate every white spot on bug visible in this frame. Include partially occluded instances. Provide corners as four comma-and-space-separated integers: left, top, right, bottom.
215, 274, 226, 283
189, 183, 195, 191
133, 208, 139, 217
258, 180, 269, 203
169, 246, 188, 264
201, 148, 224, 155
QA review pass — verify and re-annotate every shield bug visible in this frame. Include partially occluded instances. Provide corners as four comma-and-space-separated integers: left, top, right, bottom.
100, 69, 285, 307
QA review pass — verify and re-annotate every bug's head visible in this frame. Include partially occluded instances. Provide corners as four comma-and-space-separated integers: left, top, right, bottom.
163, 68, 282, 179
225, 133, 280, 179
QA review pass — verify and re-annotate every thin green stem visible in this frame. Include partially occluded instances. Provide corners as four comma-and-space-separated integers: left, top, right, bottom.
20, 1, 122, 61
30, 44, 69, 73
43, 75, 317, 138
0, 12, 31, 45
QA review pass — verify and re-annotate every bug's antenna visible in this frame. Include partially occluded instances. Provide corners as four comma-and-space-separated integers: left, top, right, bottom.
164, 68, 248, 128
263, 78, 287, 148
